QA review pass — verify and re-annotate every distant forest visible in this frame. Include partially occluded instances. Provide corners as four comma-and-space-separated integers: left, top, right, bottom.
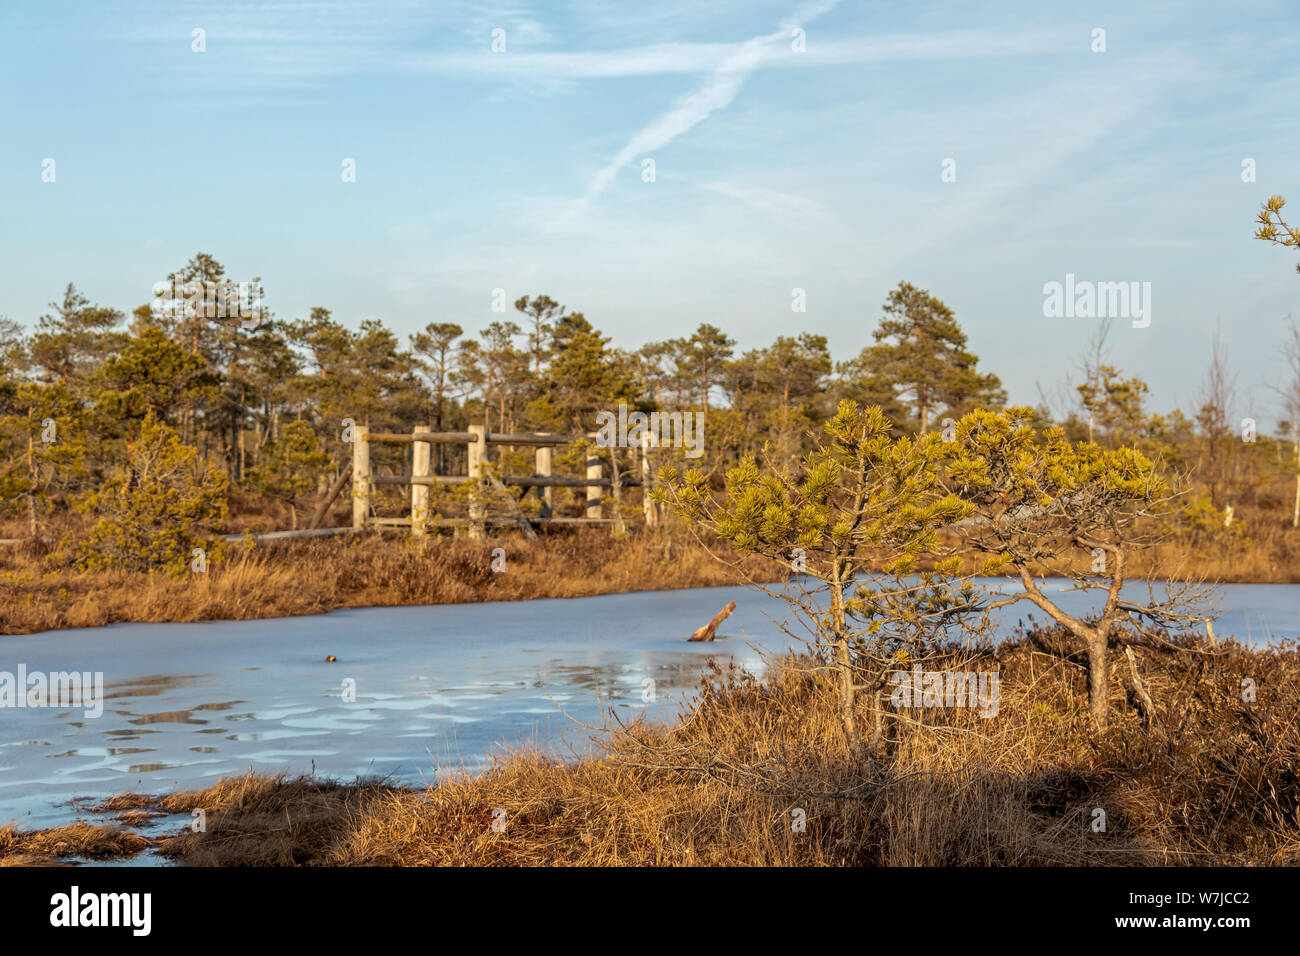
2, 252, 1298, 546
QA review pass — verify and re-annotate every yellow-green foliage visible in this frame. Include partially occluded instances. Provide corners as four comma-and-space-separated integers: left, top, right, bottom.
659, 400, 987, 661
665, 401, 972, 563
939, 406, 1170, 574
69, 414, 228, 575
243, 420, 332, 504
944, 406, 1166, 503
1180, 493, 1247, 549
0, 381, 100, 520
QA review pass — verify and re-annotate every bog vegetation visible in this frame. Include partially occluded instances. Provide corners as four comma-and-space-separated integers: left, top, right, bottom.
2, 249, 1299, 587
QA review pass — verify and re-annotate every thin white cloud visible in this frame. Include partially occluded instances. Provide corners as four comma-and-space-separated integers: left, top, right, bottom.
699, 181, 828, 220
409, 29, 1057, 79
118, 0, 555, 88
564, 0, 841, 218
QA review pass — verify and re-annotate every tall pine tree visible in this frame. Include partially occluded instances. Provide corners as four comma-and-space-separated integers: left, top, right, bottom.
852, 281, 1004, 433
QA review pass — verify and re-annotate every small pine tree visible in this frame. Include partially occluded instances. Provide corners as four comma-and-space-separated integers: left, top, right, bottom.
1255, 195, 1300, 275
939, 407, 1212, 728
243, 420, 332, 528
658, 400, 988, 763
71, 414, 228, 575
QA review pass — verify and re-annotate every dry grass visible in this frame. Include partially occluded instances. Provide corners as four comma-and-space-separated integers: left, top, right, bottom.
3, 493, 1298, 636
0, 528, 783, 635
7, 629, 1295, 867
0, 821, 150, 866
311, 634, 1299, 867
1134, 515, 1300, 583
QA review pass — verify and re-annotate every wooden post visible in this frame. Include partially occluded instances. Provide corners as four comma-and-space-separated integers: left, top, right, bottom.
352, 425, 370, 530
535, 436, 553, 519
411, 423, 431, 537
467, 424, 486, 540
1293, 471, 1299, 529
641, 432, 657, 528
586, 436, 602, 520
1293, 423, 1299, 529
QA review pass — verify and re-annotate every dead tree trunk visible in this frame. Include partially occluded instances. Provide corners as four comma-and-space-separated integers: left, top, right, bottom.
26, 427, 37, 540
608, 449, 628, 537
687, 601, 736, 641
1123, 645, 1155, 728
1086, 630, 1110, 729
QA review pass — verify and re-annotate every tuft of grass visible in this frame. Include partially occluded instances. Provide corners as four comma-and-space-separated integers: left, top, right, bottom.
0, 821, 151, 865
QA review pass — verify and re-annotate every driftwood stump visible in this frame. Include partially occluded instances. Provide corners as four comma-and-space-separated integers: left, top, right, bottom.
687, 601, 737, 642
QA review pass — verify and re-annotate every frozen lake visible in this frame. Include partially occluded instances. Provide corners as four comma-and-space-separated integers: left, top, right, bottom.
1, 579, 1296, 833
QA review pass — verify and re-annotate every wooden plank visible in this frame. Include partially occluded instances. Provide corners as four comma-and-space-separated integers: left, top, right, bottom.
414, 431, 479, 443
223, 527, 359, 542
215, 517, 627, 540
366, 431, 479, 444
374, 474, 638, 489
538, 517, 619, 525
373, 475, 470, 486
349, 517, 631, 530
486, 433, 583, 445
505, 475, 640, 488
424, 517, 618, 528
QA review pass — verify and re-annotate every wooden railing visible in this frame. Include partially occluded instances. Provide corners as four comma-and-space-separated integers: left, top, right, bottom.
351, 424, 657, 538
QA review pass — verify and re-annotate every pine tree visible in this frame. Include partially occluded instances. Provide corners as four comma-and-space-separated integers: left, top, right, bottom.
940, 407, 1209, 729
658, 400, 984, 762
243, 420, 332, 528
27, 284, 125, 386
540, 313, 634, 433
513, 295, 565, 376
678, 323, 735, 414
93, 324, 213, 426
854, 282, 1004, 433
411, 322, 466, 473
71, 413, 228, 575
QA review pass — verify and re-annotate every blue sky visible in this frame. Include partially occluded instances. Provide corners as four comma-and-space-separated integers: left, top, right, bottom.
2, 0, 1298, 424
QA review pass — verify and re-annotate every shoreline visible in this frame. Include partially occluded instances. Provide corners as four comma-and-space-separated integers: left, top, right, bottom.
2, 529, 1297, 637
0, 532, 787, 637
2, 633, 1296, 867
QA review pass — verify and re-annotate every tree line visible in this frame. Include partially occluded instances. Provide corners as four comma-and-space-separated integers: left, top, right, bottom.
2, 251, 1298, 545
